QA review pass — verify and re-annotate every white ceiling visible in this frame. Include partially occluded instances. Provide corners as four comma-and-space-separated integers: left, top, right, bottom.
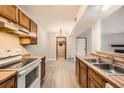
101, 6, 124, 34
20, 5, 80, 34
72, 5, 102, 36
71, 5, 122, 37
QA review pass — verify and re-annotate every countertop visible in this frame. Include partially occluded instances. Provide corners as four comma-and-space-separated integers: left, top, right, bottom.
76, 55, 124, 88
23, 55, 46, 61
0, 70, 17, 84
0, 55, 45, 85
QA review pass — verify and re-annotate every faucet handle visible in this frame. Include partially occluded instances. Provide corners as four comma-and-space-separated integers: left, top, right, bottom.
97, 57, 102, 62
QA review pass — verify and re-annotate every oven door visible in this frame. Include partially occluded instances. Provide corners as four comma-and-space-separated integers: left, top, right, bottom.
17, 62, 41, 88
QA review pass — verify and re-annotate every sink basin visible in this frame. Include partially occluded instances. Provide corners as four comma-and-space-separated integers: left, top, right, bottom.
84, 59, 104, 64
93, 63, 124, 75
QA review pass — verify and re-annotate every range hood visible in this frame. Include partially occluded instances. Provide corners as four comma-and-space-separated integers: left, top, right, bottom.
16, 25, 30, 37
0, 17, 30, 37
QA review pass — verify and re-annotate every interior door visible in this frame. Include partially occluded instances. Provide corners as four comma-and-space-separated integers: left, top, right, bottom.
76, 38, 87, 56
56, 37, 66, 60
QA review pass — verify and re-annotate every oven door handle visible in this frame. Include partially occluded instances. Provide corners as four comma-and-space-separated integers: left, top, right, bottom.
18, 65, 38, 76
18, 69, 28, 76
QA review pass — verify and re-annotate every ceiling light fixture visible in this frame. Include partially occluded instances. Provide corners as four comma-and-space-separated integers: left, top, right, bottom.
57, 28, 65, 38
101, 5, 111, 12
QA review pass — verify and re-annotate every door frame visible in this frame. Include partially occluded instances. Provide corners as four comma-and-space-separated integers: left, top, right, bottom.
76, 37, 87, 56
56, 37, 66, 60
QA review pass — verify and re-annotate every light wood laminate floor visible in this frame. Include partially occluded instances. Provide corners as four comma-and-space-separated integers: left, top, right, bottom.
41, 59, 80, 88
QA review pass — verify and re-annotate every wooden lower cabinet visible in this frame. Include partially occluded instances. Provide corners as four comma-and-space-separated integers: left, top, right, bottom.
88, 75, 101, 88
41, 57, 46, 83
76, 57, 109, 88
0, 76, 17, 88
76, 58, 88, 87
76, 58, 80, 82
79, 67, 87, 88
88, 68, 107, 88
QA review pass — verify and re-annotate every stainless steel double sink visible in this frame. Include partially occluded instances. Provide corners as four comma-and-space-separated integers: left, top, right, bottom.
84, 59, 124, 75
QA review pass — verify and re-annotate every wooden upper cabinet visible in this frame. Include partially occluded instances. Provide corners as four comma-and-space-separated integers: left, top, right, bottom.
19, 10, 30, 30
30, 20, 37, 33
30, 20, 37, 44
0, 5, 18, 23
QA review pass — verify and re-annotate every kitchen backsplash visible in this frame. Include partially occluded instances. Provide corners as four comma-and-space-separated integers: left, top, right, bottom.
0, 31, 30, 55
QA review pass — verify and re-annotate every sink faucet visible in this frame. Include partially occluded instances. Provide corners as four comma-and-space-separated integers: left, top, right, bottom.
107, 55, 116, 70
98, 57, 101, 62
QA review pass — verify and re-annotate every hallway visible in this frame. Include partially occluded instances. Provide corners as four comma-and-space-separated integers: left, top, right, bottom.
41, 59, 80, 88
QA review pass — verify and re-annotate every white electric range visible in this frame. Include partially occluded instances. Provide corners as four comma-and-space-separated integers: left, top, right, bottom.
0, 49, 41, 88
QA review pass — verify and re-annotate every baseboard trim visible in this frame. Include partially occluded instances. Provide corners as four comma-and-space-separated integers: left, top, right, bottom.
45, 59, 56, 62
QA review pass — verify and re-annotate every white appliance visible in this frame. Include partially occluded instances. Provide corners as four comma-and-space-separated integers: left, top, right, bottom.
0, 17, 30, 37
0, 49, 41, 88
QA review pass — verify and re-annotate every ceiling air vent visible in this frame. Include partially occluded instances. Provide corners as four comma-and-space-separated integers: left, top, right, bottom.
74, 16, 77, 23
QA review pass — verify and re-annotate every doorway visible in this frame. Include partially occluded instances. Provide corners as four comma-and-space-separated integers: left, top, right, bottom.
76, 37, 87, 56
56, 37, 66, 60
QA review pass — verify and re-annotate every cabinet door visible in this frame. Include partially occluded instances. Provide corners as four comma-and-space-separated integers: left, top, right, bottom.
76, 58, 80, 82
19, 10, 30, 30
41, 61, 45, 80
88, 68, 107, 87
20, 37, 31, 45
88, 75, 101, 88
30, 37, 37, 44
0, 5, 18, 23
41, 57, 46, 83
79, 67, 87, 88
30, 20, 37, 33
0, 78, 15, 88
30, 20, 37, 44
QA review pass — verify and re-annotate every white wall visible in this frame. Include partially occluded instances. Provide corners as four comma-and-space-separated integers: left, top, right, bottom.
102, 33, 124, 52
19, 6, 49, 58
76, 20, 101, 55
101, 6, 124, 52
91, 20, 101, 52
0, 31, 28, 55
101, 6, 124, 34
67, 36, 76, 58
25, 26, 48, 58
78, 28, 92, 55
90, 6, 124, 53
47, 33, 56, 59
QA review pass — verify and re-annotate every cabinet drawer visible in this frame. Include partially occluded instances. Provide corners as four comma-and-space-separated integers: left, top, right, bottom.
88, 68, 107, 87
0, 78, 14, 88
80, 61, 87, 70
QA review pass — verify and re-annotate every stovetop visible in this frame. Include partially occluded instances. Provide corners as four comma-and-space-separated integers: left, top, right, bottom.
0, 58, 38, 70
